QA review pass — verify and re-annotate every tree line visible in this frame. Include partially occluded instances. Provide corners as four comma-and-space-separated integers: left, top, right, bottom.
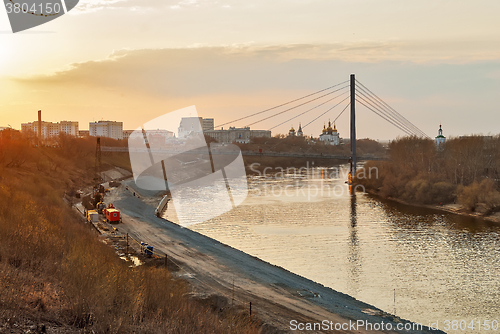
355, 135, 500, 214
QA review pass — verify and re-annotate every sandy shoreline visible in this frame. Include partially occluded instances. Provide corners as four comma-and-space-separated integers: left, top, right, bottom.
88, 178, 445, 334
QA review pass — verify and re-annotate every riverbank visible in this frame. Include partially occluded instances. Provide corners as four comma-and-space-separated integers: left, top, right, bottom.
103, 179, 445, 334
364, 189, 500, 226
1, 151, 260, 332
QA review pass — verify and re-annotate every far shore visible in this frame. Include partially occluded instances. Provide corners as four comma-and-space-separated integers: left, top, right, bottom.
363, 189, 500, 226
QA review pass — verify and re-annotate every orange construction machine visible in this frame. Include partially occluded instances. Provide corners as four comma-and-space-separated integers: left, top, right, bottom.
104, 203, 122, 224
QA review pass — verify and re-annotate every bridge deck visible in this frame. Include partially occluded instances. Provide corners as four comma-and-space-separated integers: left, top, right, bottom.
101, 146, 386, 161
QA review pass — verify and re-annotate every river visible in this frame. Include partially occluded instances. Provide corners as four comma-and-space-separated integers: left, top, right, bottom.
164, 164, 500, 332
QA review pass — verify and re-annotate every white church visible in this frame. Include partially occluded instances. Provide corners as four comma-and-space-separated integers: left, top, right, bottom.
435, 124, 446, 147
319, 120, 340, 145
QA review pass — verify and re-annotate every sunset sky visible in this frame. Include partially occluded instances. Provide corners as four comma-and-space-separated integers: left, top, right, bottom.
1, 0, 500, 139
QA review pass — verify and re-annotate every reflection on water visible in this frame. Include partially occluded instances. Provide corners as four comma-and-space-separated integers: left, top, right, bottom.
348, 194, 361, 298
165, 165, 500, 332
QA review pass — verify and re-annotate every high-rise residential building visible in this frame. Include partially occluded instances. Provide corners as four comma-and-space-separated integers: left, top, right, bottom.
21, 120, 79, 139
178, 117, 215, 138
89, 121, 123, 140
59, 121, 80, 136
202, 118, 214, 132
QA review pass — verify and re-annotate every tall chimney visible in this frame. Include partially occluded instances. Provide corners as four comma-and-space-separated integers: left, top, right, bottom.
38, 110, 42, 140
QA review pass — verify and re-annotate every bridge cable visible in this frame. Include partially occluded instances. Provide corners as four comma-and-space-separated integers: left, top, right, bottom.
333, 102, 350, 123
214, 80, 349, 129
355, 79, 429, 138
356, 98, 414, 136
245, 85, 349, 127
302, 96, 350, 129
355, 83, 427, 138
356, 95, 414, 135
267, 89, 349, 131
355, 79, 428, 137
355, 88, 418, 136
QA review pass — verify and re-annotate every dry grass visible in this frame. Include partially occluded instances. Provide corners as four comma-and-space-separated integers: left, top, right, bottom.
0, 135, 260, 333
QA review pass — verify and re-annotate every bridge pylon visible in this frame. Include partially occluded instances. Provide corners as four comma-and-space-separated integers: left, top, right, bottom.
350, 74, 356, 178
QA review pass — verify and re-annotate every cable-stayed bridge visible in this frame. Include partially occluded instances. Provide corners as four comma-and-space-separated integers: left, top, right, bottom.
104, 74, 427, 175
216, 74, 428, 174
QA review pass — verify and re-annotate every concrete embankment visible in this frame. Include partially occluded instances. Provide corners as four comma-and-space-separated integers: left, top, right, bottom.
99, 180, 446, 334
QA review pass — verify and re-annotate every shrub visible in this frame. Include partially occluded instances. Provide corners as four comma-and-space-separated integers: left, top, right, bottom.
458, 179, 500, 212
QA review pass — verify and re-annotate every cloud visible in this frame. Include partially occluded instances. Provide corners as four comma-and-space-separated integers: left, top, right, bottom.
9, 45, 500, 138
72, 0, 233, 14
12, 45, 388, 98
14, 43, 500, 95
72, 0, 128, 13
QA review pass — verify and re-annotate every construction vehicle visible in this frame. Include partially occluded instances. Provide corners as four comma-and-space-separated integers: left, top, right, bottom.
87, 210, 99, 223
105, 208, 121, 224
104, 203, 122, 224
96, 201, 106, 214
91, 192, 102, 208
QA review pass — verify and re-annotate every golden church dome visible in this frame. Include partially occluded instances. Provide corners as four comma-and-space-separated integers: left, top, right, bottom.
326, 120, 333, 132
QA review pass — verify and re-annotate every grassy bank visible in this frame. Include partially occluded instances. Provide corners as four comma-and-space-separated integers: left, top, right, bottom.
0, 135, 259, 333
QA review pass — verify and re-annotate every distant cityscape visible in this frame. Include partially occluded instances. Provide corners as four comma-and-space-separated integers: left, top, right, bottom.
9, 111, 275, 144
6, 110, 462, 146
21, 116, 125, 140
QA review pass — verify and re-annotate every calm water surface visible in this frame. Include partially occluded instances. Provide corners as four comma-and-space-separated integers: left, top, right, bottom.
165, 165, 500, 332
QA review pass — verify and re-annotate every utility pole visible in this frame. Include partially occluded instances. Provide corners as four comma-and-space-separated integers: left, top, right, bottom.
37, 110, 42, 146
95, 137, 102, 184
350, 74, 357, 176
